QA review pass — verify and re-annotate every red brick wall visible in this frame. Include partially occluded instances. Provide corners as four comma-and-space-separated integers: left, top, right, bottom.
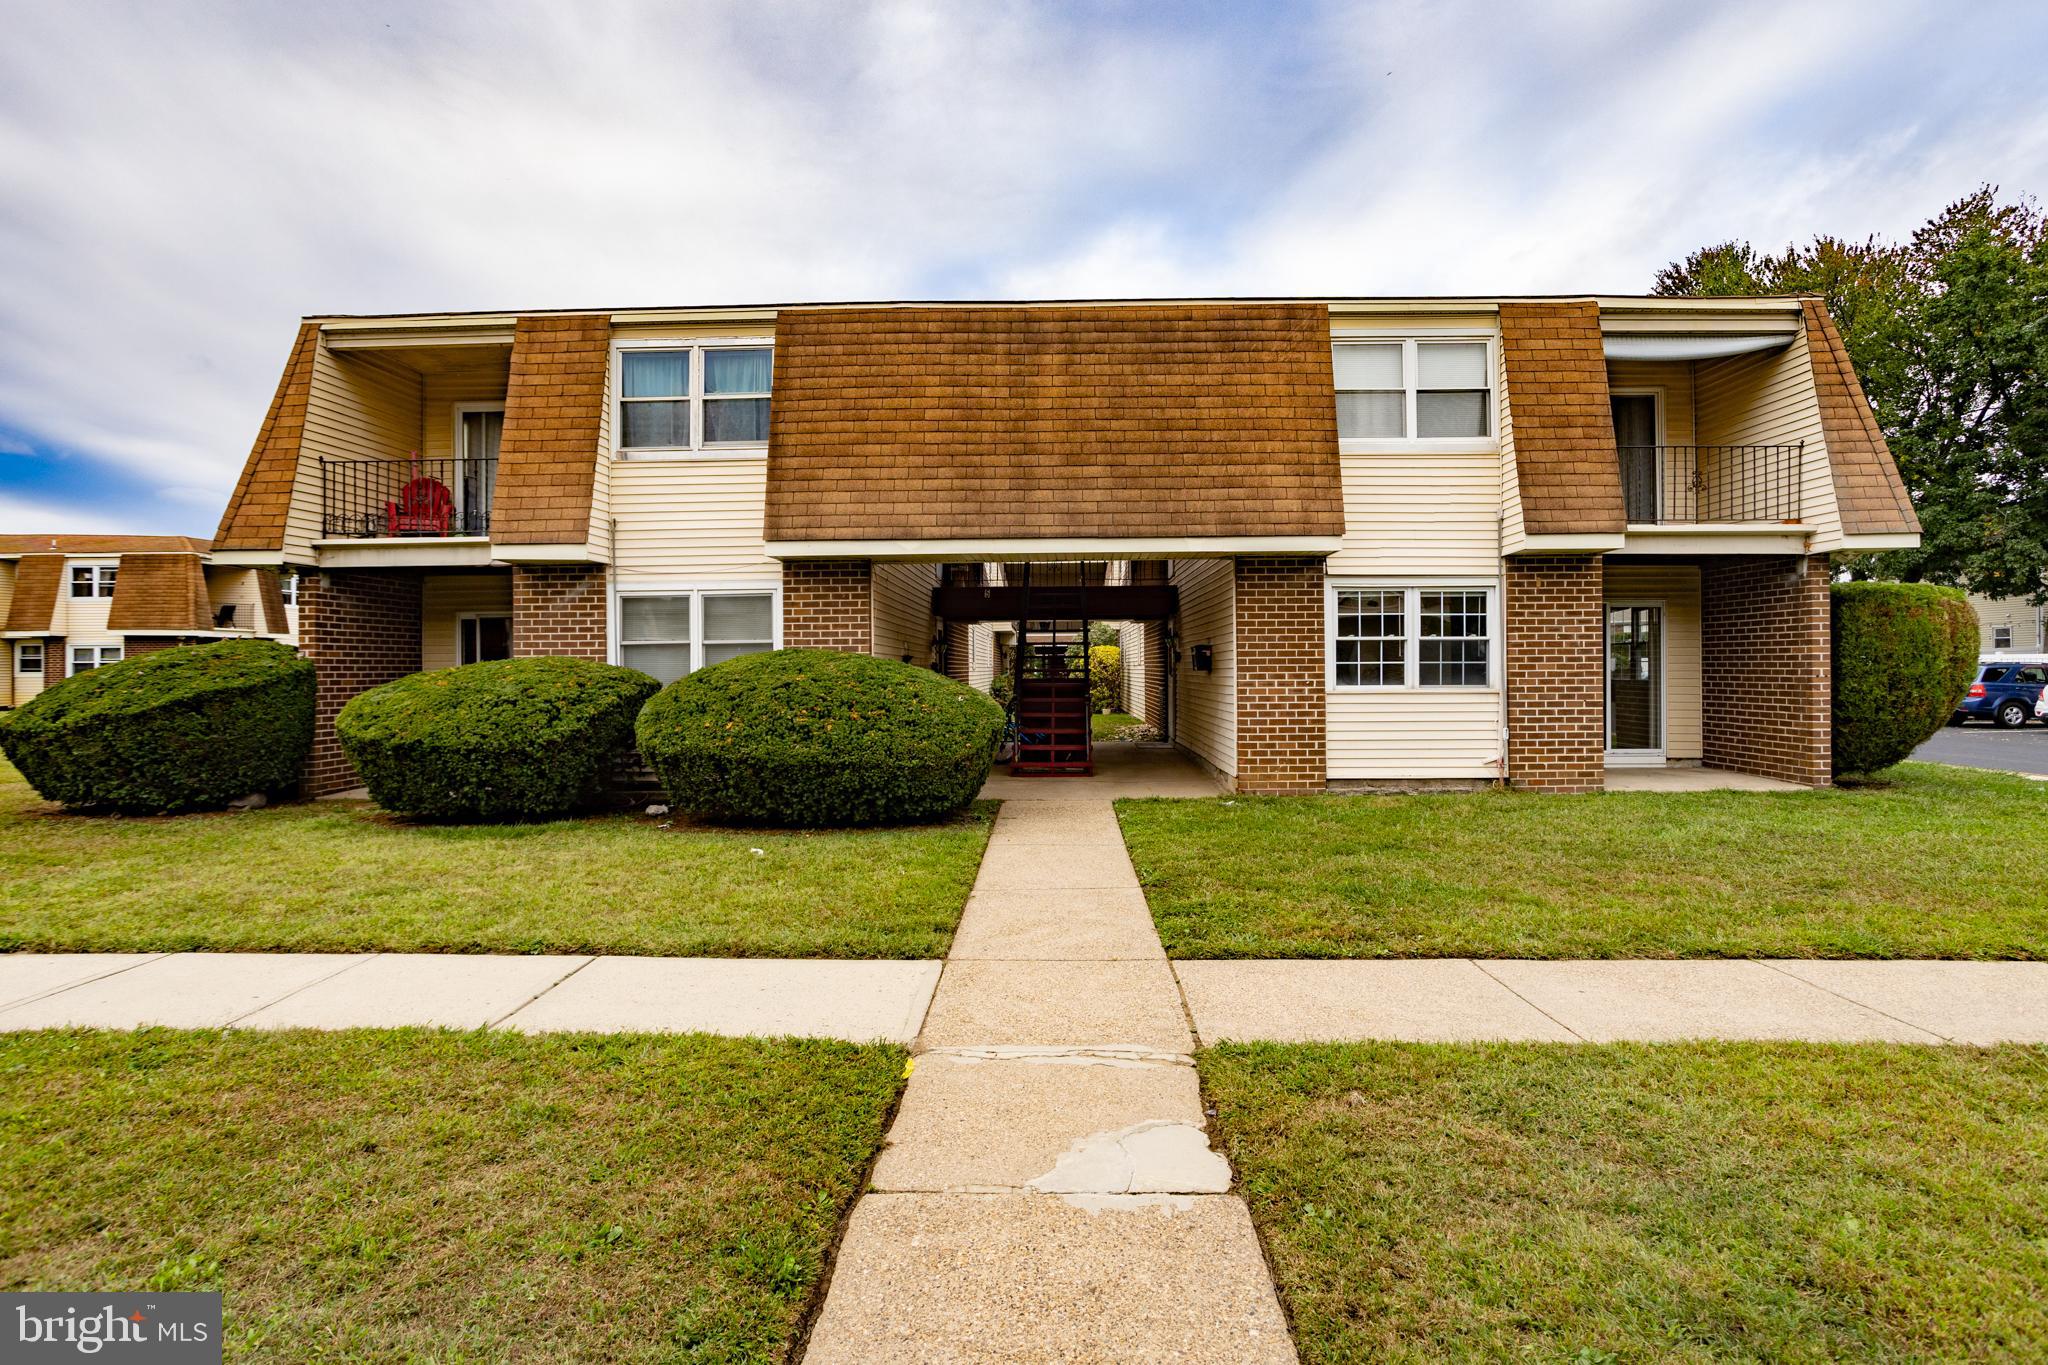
511, 565, 607, 660
782, 560, 872, 652
121, 637, 208, 657
45, 636, 65, 684
301, 570, 422, 795
1233, 556, 1326, 793
1702, 553, 1831, 786
1505, 555, 1605, 793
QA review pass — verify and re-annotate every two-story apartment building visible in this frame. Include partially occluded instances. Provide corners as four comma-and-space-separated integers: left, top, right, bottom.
1, 536, 298, 708
209, 295, 1918, 795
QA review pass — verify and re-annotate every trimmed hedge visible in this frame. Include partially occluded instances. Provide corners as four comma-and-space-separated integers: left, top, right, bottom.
337, 657, 660, 820
1832, 581, 1978, 777
636, 649, 1005, 827
0, 639, 313, 813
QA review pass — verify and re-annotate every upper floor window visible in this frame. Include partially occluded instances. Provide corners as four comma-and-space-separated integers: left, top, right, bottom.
619, 344, 772, 453
70, 564, 117, 598
1332, 338, 1492, 441
1994, 625, 2013, 650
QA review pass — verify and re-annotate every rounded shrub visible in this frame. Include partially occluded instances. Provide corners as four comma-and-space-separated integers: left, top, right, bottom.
0, 639, 313, 813
636, 648, 1005, 827
1831, 581, 1978, 777
336, 657, 660, 820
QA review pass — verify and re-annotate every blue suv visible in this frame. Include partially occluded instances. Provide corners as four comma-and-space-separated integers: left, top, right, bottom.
1954, 660, 2048, 727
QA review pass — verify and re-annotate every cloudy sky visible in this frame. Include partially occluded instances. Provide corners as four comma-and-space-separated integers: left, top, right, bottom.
2, 0, 2044, 537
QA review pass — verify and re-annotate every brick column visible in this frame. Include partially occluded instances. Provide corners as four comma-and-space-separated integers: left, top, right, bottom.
301, 569, 422, 795
45, 636, 65, 684
1701, 553, 1831, 786
1505, 555, 1605, 793
782, 560, 872, 652
512, 564, 607, 660
1233, 556, 1326, 794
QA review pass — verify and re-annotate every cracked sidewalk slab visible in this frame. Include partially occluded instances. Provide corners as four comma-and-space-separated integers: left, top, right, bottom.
1027, 1120, 1231, 1196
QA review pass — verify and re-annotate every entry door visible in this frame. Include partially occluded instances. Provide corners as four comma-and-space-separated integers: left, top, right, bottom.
1607, 604, 1664, 760
456, 407, 504, 534
1612, 394, 1658, 522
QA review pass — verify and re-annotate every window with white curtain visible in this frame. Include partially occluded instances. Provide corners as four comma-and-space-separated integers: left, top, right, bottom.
1332, 338, 1493, 441
1331, 584, 1495, 689
71, 644, 123, 672
618, 344, 772, 453
619, 591, 776, 684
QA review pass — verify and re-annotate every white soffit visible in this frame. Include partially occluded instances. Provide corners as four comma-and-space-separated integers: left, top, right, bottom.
1602, 333, 1795, 361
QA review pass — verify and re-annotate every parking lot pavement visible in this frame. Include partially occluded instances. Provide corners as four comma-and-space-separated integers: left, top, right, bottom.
1912, 723, 2048, 776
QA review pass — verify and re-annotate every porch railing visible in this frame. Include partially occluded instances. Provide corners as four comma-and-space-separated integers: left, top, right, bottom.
1619, 443, 1803, 524
320, 456, 496, 539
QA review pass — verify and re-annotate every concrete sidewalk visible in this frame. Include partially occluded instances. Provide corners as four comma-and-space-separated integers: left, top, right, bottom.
1175, 958, 2048, 1045
0, 952, 940, 1042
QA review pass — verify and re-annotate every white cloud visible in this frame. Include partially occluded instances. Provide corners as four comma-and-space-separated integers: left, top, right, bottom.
0, 492, 152, 536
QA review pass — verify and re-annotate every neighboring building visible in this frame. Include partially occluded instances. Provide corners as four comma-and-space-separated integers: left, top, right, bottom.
1965, 590, 2046, 655
0, 536, 298, 708
209, 294, 1917, 795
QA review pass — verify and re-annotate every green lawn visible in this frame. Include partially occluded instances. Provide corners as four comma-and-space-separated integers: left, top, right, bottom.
0, 1029, 903, 1362
0, 761, 993, 957
1203, 1042, 2048, 1363
1121, 762, 2048, 958
1092, 711, 1141, 741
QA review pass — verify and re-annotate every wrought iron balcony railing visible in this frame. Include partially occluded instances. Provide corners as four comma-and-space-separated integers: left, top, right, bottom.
1619, 443, 1803, 524
320, 456, 496, 539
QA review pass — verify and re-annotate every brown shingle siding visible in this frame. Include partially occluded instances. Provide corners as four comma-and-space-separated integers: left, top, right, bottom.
106, 554, 211, 632
215, 323, 320, 551
764, 304, 1343, 542
1802, 300, 1919, 537
492, 314, 610, 546
1499, 302, 1625, 537
4, 554, 62, 633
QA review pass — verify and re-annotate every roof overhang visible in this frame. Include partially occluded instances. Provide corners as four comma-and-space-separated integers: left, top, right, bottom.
1618, 524, 1812, 555
765, 536, 1344, 563
313, 538, 498, 569
1836, 533, 1922, 552
1513, 534, 1629, 555
1602, 333, 1796, 361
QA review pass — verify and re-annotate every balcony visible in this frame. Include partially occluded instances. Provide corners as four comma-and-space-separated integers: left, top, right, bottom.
320, 456, 495, 539
1619, 444, 1802, 525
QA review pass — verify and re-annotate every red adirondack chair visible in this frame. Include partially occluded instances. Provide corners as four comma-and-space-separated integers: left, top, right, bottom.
385, 453, 453, 536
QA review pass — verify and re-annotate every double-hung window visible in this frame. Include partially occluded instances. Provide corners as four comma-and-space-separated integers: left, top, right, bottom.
70, 564, 116, 598
16, 642, 43, 674
618, 590, 776, 685
618, 344, 772, 454
278, 571, 297, 607
1331, 585, 1495, 689
71, 644, 123, 673
1332, 338, 1493, 441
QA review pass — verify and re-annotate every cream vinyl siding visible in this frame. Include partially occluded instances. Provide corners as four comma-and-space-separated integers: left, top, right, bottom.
1, 560, 15, 706
1694, 332, 1842, 546
1170, 557, 1234, 776
609, 456, 779, 582
204, 567, 262, 634
52, 561, 122, 649
589, 361, 613, 558
420, 572, 514, 670
1603, 563, 1702, 760
292, 344, 425, 560
1497, 341, 1524, 553
1605, 359, 1696, 445
1119, 620, 1148, 721
1967, 593, 2047, 653
1327, 689, 1502, 780
872, 562, 938, 666
968, 622, 997, 692
1328, 449, 1501, 576
420, 368, 510, 461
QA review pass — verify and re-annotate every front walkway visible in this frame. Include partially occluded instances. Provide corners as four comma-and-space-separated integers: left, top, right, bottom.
979, 740, 1224, 800
1603, 764, 1806, 792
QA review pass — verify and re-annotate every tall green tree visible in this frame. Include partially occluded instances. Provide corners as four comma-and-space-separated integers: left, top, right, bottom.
1655, 188, 2048, 598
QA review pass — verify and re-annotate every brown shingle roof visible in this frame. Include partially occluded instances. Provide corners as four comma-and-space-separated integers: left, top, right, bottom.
215, 323, 320, 551
106, 553, 212, 632
1803, 300, 1919, 537
491, 314, 609, 545
763, 303, 1344, 542
1499, 301, 1625, 537
258, 567, 290, 635
0, 535, 211, 555
4, 554, 62, 632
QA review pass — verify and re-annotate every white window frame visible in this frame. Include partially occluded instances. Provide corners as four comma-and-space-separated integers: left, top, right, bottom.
1327, 579, 1500, 691
452, 401, 507, 530
1331, 329, 1498, 452
1604, 599, 1667, 762
16, 642, 43, 674
610, 582, 782, 681
457, 612, 513, 665
70, 644, 123, 672
1994, 624, 2013, 651
278, 570, 297, 607
70, 563, 118, 598
1609, 387, 1666, 523
612, 337, 774, 459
